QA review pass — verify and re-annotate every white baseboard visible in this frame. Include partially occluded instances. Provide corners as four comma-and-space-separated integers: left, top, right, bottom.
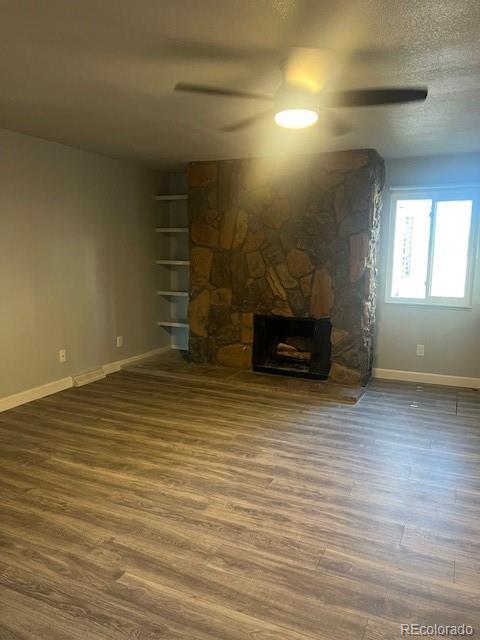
0, 376, 73, 413
0, 346, 170, 412
373, 368, 480, 389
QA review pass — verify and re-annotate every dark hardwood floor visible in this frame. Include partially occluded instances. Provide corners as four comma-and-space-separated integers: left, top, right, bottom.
0, 368, 479, 639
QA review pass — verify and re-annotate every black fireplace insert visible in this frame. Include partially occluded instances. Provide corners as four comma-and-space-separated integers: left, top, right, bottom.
252, 315, 332, 380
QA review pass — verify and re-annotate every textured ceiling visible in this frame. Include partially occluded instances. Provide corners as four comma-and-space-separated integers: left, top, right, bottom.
1, 0, 480, 168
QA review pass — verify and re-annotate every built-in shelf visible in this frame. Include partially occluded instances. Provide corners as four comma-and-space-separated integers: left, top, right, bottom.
157, 320, 189, 328
156, 290, 189, 297
155, 179, 189, 351
155, 194, 188, 201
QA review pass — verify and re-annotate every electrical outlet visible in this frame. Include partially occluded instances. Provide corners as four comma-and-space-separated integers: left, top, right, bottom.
416, 344, 425, 357
116, 335, 123, 348
59, 348, 67, 363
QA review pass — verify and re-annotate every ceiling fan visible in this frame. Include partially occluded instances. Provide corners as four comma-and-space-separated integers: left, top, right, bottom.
174, 48, 428, 135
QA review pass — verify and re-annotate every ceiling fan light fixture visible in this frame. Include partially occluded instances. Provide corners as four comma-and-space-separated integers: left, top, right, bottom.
273, 85, 319, 129
274, 108, 318, 129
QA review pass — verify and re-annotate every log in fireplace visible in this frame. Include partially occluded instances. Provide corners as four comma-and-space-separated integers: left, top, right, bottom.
252, 315, 332, 380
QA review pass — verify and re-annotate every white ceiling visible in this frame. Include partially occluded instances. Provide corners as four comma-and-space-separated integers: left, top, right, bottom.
1, 0, 480, 169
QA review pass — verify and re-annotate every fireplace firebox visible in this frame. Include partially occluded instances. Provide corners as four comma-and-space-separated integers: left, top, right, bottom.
253, 315, 332, 380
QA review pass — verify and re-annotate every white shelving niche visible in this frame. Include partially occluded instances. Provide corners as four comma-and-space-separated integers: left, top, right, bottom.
155, 175, 189, 351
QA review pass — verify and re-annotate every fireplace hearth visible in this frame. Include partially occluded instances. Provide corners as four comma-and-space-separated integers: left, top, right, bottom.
253, 315, 332, 380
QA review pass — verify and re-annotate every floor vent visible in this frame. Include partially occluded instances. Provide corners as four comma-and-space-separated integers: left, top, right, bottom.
72, 368, 106, 387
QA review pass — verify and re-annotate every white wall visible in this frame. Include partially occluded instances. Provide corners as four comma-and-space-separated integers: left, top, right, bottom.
375, 152, 480, 379
0, 128, 168, 399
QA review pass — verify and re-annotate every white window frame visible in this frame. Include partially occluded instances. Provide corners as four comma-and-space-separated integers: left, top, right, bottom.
385, 186, 479, 308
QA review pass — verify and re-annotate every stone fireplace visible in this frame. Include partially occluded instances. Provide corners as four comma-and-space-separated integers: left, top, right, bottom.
187, 150, 384, 385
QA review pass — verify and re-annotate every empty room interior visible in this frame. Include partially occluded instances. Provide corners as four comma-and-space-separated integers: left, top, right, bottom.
1, 1, 480, 638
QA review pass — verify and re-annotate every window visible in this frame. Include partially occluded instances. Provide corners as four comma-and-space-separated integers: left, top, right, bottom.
386, 189, 478, 307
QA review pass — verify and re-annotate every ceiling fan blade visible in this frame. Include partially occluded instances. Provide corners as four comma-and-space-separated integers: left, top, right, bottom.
324, 111, 354, 136
222, 110, 274, 133
327, 87, 428, 107
174, 83, 274, 102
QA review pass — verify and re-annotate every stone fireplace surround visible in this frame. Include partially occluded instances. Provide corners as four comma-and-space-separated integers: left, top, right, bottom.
187, 149, 384, 386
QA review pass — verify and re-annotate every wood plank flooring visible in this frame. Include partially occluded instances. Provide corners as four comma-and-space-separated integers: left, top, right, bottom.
0, 369, 479, 639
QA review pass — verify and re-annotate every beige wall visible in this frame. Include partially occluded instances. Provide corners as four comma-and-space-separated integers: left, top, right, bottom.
0, 128, 167, 398
376, 152, 480, 378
